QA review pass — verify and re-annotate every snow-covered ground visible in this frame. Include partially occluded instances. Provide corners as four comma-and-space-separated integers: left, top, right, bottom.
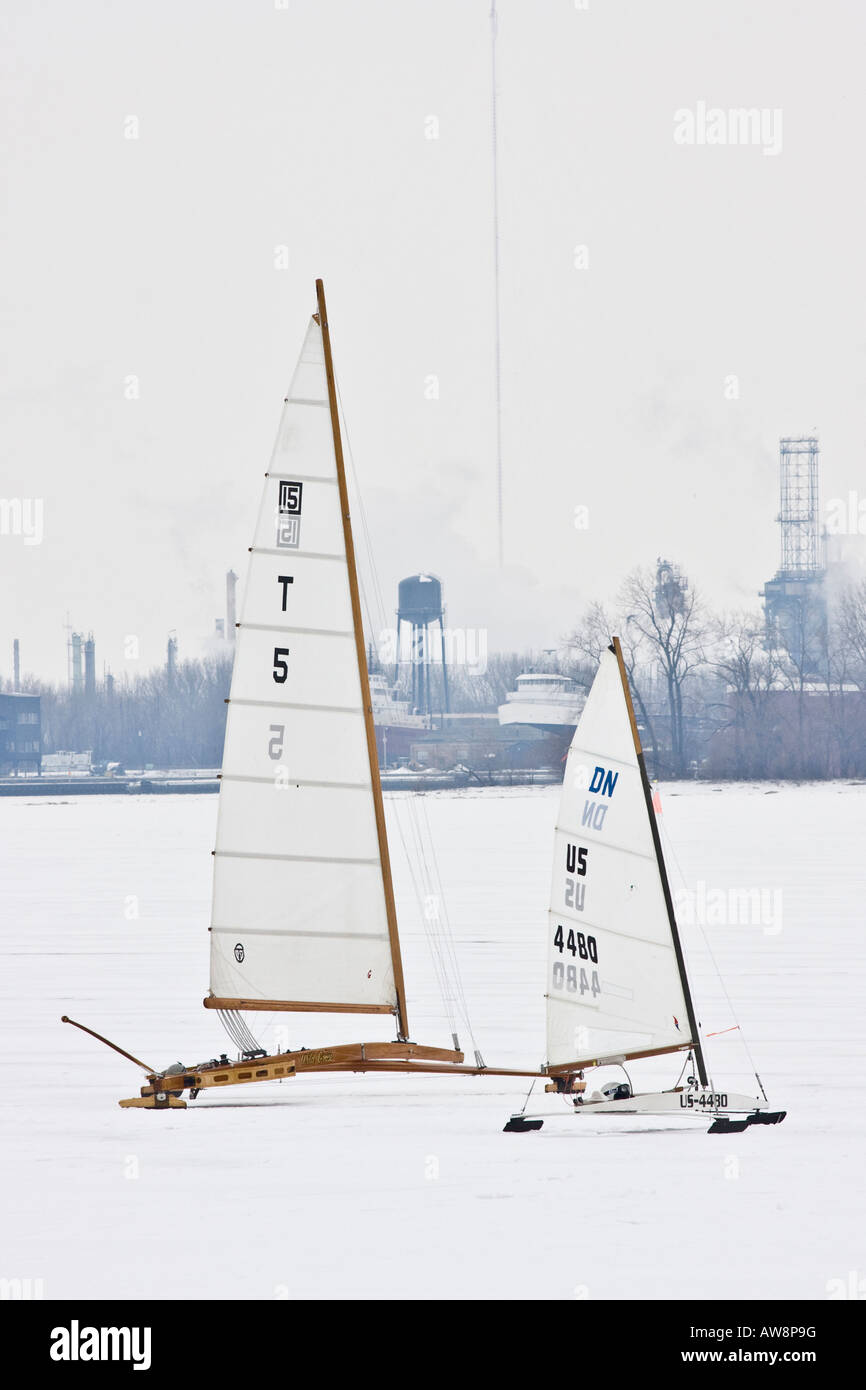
2, 782, 863, 1300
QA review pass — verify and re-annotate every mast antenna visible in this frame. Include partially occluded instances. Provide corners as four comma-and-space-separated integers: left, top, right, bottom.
490, 0, 504, 566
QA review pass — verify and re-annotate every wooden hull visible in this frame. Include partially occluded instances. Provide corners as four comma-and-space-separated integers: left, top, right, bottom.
118, 1040, 546, 1108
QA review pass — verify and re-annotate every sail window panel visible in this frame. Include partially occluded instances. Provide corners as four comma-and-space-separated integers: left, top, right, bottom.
220, 702, 370, 786
240, 550, 354, 637
251, 476, 345, 556
227, 626, 363, 710
212, 856, 389, 940
215, 779, 381, 862
546, 927, 691, 1068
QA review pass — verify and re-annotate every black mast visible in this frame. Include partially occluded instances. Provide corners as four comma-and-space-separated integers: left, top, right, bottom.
610, 637, 709, 1087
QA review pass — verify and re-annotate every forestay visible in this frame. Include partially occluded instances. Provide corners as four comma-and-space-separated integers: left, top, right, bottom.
546, 647, 696, 1070
207, 314, 398, 1015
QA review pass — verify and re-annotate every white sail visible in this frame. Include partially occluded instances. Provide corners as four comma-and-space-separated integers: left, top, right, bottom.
546, 647, 696, 1070
207, 315, 398, 1014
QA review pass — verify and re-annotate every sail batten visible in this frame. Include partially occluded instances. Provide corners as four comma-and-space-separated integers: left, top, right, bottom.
267, 472, 339, 483
212, 927, 389, 941
252, 548, 344, 561
228, 698, 363, 714
553, 830, 657, 863
215, 850, 380, 865
545, 645, 700, 1070
207, 301, 401, 1020
220, 775, 369, 791
238, 623, 355, 637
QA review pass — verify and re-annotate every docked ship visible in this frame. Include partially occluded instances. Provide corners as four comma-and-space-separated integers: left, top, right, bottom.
498, 671, 585, 735
370, 671, 431, 766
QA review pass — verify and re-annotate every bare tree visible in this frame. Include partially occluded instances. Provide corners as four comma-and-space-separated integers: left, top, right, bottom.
837, 579, 866, 691
708, 612, 783, 777
564, 601, 661, 773
620, 560, 707, 776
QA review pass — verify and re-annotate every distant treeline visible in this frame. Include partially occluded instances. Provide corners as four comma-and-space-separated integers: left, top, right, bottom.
415, 560, 866, 781
557, 563, 866, 781
10, 656, 233, 769
9, 561, 866, 780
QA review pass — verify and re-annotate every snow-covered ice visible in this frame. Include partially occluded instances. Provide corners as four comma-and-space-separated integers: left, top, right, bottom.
2, 782, 863, 1300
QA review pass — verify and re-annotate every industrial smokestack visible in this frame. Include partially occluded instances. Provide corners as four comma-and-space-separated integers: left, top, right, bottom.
226, 570, 238, 642
71, 633, 83, 692
84, 634, 96, 697
13, 639, 19, 691
167, 634, 178, 687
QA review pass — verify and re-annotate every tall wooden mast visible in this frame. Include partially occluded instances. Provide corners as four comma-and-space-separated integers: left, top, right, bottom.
316, 279, 410, 1041
611, 636, 709, 1087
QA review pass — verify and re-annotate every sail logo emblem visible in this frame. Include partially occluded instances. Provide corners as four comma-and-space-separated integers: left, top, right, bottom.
234, 942, 245, 963
580, 765, 618, 832
277, 479, 303, 549
589, 766, 618, 797
279, 480, 303, 514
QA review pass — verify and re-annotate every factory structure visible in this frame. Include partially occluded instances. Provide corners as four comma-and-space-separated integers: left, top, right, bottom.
760, 433, 866, 672
5, 447, 866, 786
0, 690, 41, 775
761, 436, 828, 672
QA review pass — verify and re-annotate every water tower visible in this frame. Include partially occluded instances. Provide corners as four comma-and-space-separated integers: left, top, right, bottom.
396, 574, 450, 716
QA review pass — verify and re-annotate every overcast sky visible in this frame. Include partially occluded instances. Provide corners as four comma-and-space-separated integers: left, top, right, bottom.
2, 0, 865, 684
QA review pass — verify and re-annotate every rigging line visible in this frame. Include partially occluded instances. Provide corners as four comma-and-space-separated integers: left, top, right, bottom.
413, 804, 466, 1040
407, 794, 483, 1065
415, 792, 481, 1052
518, 1077, 537, 1115
392, 798, 459, 1039
332, 382, 380, 648
217, 1009, 246, 1055
407, 795, 466, 1031
672, 1050, 692, 1090
406, 797, 467, 1044
329, 373, 469, 1046
402, 795, 460, 1031
333, 372, 389, 659
390, 799, 453, 1024
657, 816, 766, 1089
490, 0, 504, 567
220, 1010, 252, 1056
218, 1008, 268, 1058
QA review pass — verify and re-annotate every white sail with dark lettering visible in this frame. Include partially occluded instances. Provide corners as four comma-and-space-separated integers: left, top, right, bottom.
66, 287, 783, 1127
207, 309, 401, 1019
545, 643, 700, 1073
